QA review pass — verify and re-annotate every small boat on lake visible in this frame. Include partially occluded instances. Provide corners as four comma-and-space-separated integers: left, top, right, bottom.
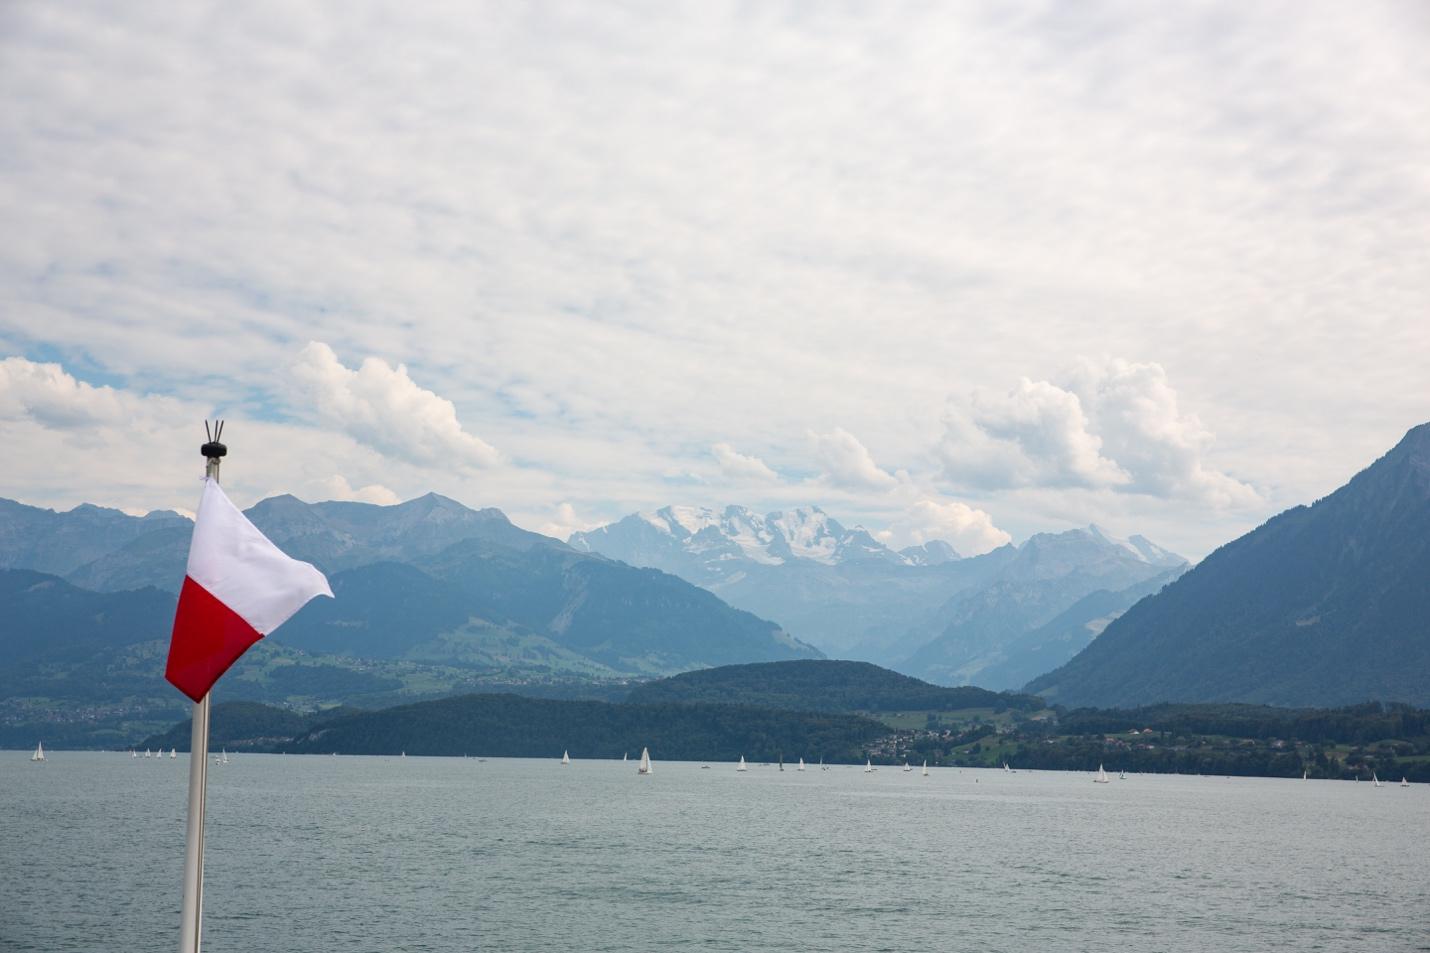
922, 760, 929, 778
903, 761, 911, 773
561, 750, 570, 765
797, 757, 805, 772
1401, 777, 1410, 788
864, 759, 874, 774
1372, 772, 1382, 788
637, 747, 652, 776
1094, 764, 1110, 783
31, 742, 45, 762
737, 756, 747, 772
170, 748, 176, 759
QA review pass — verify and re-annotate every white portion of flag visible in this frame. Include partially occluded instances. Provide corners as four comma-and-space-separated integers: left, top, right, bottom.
186, 478, 333, 634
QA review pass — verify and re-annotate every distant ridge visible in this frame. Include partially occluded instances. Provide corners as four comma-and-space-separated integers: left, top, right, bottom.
0, 493, 822, 688
1028, 423, 1430, 708
625, 659, 1044, 713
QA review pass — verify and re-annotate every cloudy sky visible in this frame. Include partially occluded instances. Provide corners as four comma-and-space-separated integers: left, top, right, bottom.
2, 1, 1427, 559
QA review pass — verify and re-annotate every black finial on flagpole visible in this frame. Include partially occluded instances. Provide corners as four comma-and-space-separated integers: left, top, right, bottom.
202, 420, 227, 460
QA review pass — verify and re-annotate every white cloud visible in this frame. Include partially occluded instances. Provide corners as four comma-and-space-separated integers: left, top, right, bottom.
1, 4, 1426, 557
315, 474, 400, 505
711, 442, 779, 482
291, 342, 500, 471
0, 356, 179, 428
808, 428, 899, 491
941, 359, 1258, 508
881, 497, 1012, 556
943, 378, 1128, 490
1063, 358, 1261, 508
536, 502, 599, 541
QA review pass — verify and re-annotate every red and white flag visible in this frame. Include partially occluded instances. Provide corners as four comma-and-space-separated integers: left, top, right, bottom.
165, 479, 332, 702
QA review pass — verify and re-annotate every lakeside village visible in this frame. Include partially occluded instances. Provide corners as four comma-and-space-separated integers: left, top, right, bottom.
876, 706, 1430, 782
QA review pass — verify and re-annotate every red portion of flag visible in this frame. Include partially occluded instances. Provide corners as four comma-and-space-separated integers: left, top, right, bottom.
165, 576, 265, 703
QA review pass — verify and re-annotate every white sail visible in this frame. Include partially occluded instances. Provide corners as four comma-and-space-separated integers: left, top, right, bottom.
221, 749, 230, 765
170, 748, 177, 759
561, 750, 570, 765
1303, 769, 1309, 780
623, 752, 628, 762
638, 747, 652, 775
903, 761, 911, 773
797, 758, 805, 772
131, 750, 137, 758
1402, 777, 1410, 788
31, 742, 45, 762
1094, 764, 1110, 783
864, 759, 873, 774
737, 756, 747, 772
1373, 772, 1381, 788
922, 760, 929, 777
1119, 770, 1127, 780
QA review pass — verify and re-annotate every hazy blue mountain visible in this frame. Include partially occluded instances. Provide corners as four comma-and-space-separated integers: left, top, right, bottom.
624, 659, 1044, 713
901, 527, 1187, 688
570, 504, 1014, 658
2, 491, 820, 685
1027, 423, 1430, 708
969, 569, 1184, 691
62, 491, 539, 593
0, 498, 189, 578
569, 505, 1184, 676
899, 540, 961, 566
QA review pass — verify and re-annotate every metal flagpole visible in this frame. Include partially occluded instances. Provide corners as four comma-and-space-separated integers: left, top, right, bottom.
179, 421, 226, 953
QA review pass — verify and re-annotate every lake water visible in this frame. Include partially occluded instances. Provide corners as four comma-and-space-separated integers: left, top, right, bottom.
3, 751, 1427, 952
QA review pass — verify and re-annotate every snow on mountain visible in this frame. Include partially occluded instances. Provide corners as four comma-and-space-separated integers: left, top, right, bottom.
576, 505, 915, 569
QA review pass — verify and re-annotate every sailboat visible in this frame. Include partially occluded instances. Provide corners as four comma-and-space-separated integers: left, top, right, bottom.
864, 759, 874, 774
1118, 769, 1127, 780
779, 754, 784, 772
922, 760, 929, 777
797, 757, 805, 772
1401, 777, 1410, 788
1303, 769, 1309, 780
221, 749, 230, 765
144, 748, 152, 758
131, 750, 137, 759
637, 747, 652, 775
31, 742, 45, 762
903, 761, 911, 773
623, 752, 628, 762
561, 750, 570, 765
1373, 772, 1382, 788
1094, 764, 1110, 783
737, 756, 747, 772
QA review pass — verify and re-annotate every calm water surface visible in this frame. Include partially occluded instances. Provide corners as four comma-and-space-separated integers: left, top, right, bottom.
3, 752, 1427, 952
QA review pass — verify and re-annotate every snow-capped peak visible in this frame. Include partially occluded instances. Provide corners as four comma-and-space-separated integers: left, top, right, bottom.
581, 504, 910, 568
1085, 524, 1186, 568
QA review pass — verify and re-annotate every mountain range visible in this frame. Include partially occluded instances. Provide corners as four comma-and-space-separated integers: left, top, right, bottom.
572, 505, 1186, 688
1028, 423, 1430, 708
0, 492, 823, 715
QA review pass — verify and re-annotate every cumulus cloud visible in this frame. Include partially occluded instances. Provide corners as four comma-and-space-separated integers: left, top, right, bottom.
808, 428, 900, 490
291, 342, 500, 470
0, 356, 176, 428
315, 474, 400, 505
711, 442, 779, 482
881, 497, 1011, 556
536, 502, 599, 541
941, 359, 1258, 507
